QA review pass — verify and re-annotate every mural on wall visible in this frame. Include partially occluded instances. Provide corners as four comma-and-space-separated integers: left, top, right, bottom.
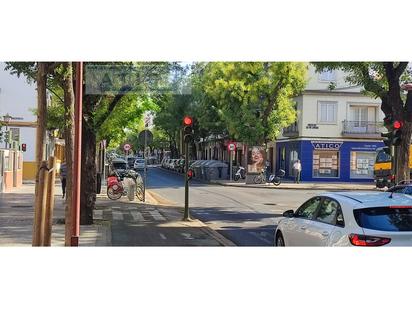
247, 146, 266, 173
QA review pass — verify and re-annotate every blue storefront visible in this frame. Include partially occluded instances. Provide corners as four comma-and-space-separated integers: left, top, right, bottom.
276, 139, 384, 182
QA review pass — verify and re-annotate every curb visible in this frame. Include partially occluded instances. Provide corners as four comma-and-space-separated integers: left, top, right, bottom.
209, 181, 377, 191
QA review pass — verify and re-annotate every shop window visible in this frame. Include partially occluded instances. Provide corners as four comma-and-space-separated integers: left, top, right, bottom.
313, 151, 339, 178
350, 152, 374, 179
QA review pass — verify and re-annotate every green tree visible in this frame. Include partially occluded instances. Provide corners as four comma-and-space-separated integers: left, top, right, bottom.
198, 62, 307, 145
312, 62, 412, 182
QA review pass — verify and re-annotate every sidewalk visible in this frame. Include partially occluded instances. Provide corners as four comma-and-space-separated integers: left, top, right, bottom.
209, 179, 377, 191
0, 183, 235, 246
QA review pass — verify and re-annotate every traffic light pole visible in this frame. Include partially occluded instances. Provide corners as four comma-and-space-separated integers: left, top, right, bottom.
183, 141, 190, 220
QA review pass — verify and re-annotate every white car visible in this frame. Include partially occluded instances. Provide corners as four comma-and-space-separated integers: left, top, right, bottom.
275, 191, 412, 247
134, 159, 145, 170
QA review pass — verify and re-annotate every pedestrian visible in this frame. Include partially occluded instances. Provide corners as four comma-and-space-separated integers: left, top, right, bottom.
60, 161, 67, 199
293, 159, 302, 184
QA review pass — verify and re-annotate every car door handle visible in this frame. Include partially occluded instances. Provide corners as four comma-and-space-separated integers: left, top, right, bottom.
300, 225, 307, 230
321, 231, 329, 237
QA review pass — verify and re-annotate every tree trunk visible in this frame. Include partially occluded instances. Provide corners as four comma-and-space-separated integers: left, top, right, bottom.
80, 96, 97, 225
61, 62, 75, 245
35, 63, 47, 195
397, 122, 412, 182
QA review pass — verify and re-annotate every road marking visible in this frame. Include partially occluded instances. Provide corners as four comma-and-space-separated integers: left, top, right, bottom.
94, 210, 103, 220
159, 233, 167, 240
181, 233, 194, 240
149, 210, 166, 221
250, 231, 273, 245
130, 210, 144, 222
112, 211, 123, 221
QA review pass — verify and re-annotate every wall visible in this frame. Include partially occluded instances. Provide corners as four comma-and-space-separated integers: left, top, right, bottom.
299, 92, 383, 138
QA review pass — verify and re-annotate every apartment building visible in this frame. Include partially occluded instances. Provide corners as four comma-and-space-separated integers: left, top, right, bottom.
275, 64, 384, 182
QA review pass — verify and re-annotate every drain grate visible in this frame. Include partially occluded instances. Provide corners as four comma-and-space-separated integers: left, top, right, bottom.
263, 203, 277, 206
11, 205, 32, 208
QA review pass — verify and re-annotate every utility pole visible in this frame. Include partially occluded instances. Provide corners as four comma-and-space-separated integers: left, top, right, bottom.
71, 62, 83, 246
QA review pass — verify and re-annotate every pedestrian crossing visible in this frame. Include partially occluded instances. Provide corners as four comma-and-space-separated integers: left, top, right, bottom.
97, 205, 168, 223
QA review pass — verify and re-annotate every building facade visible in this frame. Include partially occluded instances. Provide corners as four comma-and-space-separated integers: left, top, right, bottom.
0, 62, 37, 187
276, 65, 384, 182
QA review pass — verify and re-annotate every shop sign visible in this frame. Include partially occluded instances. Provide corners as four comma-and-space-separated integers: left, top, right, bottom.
311, 141, 343, 150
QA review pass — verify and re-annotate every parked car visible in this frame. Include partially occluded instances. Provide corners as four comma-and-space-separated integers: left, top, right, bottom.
134, 158, 145, 170
386, 182, 412, 195
127, 156, 135, 169
274, 191, 412, 247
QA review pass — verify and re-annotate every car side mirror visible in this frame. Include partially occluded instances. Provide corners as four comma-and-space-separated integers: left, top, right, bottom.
283, 210, 294, 218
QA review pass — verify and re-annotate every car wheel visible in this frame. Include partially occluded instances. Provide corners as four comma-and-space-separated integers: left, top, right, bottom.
275, 232, 285, 247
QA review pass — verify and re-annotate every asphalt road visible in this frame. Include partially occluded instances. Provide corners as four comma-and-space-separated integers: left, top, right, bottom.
147, 167, 326, 246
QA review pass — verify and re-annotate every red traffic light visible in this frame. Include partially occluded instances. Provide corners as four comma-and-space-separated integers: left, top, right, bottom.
21, 143, 27, 152
187, 169, 193, 180
183, 116, 193, 126
393, 120, 403, 129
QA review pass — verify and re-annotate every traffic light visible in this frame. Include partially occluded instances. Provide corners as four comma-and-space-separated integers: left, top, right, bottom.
381, 119, 403, 147
187, 168, 194, 181
21, 143, 27, 152
183, 116, 193, 143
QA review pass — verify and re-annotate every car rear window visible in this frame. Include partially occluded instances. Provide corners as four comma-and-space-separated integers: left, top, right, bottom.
354, 207, 412, 231
113, 163, 127, 169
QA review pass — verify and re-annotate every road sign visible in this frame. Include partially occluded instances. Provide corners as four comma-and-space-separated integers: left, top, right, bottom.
138, 130, 153, 145
228, 143, 236, 152
123, 143, 131, 151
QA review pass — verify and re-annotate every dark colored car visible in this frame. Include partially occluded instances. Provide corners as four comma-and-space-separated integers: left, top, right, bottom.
386, 182, 412, 195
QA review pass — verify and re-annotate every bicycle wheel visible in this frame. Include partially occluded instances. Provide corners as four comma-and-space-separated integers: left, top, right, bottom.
107, 186, 122, 200
254, 174, 263, 184
136, 185, 144, 201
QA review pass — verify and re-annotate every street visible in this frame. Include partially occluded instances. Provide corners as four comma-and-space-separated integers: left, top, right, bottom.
147, 167, 325, 246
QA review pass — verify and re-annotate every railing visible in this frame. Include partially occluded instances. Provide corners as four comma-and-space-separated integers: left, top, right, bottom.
342, 120, 384, 136
283, 122, 298, 136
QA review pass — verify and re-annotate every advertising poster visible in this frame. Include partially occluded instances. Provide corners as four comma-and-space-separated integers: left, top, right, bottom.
247, 146, 266, 173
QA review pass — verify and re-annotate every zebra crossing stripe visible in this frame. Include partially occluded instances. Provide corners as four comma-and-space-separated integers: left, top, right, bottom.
112, 210, 123, 221
130, 210, 145, 222
94, 210, 103, 220
149, 210, 166, 221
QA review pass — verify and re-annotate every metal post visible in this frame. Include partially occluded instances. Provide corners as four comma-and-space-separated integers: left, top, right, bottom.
183, 142, 190, 220
71, 62, 83, 247
229, 150, 233, 181
143, 129, 147, 202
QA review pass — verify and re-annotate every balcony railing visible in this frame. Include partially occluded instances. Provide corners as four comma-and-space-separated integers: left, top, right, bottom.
342, 120, 384, 137
283, 122, 298, 137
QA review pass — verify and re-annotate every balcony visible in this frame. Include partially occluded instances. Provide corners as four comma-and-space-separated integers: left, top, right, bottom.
283, 122, 299, 137
342, 120, 384, 138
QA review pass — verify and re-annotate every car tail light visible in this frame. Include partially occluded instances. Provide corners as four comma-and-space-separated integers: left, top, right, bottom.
389, 205, 412, 209
349, 234, 391, 246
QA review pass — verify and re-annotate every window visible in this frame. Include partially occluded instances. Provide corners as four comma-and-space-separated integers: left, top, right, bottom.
376, 150, 391, 163
390, 186, 412, 195
319, 69, 336, 82
318, 101, 337, 124
316, 198, 339, 225
313, 151, 339, 178
350, 152, 375, 179
354, 207, 412, 231
295, 197, 322, 220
